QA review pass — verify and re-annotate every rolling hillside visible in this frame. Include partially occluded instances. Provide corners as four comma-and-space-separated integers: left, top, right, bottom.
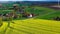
0, 18, 60, 34
0, 6, 58, 20
0, 5, 60, 34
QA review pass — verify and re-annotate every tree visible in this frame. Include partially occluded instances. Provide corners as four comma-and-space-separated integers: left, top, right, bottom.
0, 14, 3, 27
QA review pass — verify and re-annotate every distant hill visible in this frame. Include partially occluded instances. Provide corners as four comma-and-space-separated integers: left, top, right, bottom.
0, 1, 60, 5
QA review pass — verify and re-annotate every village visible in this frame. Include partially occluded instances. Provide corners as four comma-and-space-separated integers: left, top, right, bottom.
0, 4, 35, 20
0, 4, 36, 27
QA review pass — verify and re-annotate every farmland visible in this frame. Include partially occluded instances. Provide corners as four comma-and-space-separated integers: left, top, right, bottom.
0, 6, 60, 34
0, 1, 60, 34
0, 18, 60, 34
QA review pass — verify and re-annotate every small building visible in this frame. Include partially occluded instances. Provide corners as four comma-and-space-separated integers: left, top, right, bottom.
28, 14, 33, 18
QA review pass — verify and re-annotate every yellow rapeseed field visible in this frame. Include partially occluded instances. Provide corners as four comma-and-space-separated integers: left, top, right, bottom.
0, 18, 60, 34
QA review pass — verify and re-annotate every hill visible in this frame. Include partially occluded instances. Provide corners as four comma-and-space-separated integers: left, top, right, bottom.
0, 18, 60, 34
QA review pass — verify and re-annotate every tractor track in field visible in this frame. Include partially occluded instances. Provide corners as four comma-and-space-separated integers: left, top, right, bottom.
14, 20, 60, 29
33, 6, 59, 19
9, 26, 33, 34
1, 19, 60, 34
10, 24, 60, 34
41, 6, 60, 10
34, 10, 58, 18
3, 22, 33, 34
3, 22, 11, 34
47, 6, 60, 10
9, 21, 60, 34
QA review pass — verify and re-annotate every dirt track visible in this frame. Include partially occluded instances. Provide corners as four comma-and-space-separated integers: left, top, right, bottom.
47, 6, 60, 10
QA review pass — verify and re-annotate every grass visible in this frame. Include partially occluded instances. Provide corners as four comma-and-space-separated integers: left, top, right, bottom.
36, 10, 60, 20
0, 6, 58, 20
0, 18, 60, 34
34, 6, 60, 20
0, 10, 13, 14
24, 6, 55, 15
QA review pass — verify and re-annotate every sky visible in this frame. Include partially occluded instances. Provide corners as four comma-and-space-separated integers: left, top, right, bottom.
0, 0, 60, 1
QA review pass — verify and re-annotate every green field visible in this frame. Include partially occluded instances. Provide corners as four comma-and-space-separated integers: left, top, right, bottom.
0, 6, 60, 34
